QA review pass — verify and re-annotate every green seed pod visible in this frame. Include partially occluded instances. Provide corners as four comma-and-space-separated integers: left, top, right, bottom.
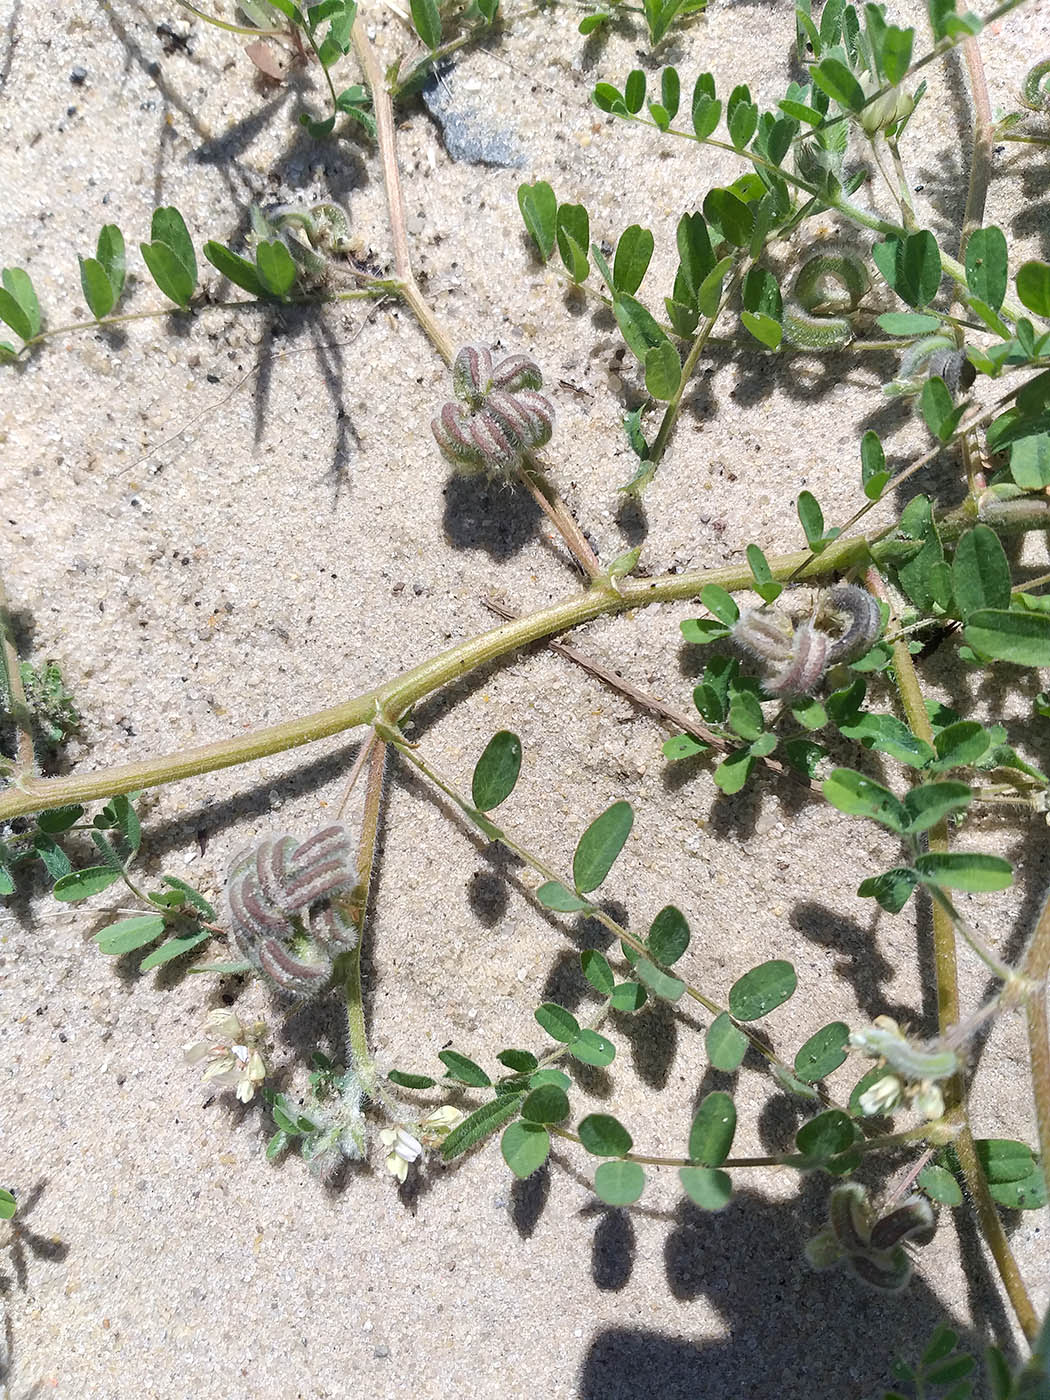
1022, 58, 1050, 113
849, 1020, 958, 1082
782, 252, 869, 351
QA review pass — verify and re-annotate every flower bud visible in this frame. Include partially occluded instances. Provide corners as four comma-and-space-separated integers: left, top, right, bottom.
859, 76, 915, 135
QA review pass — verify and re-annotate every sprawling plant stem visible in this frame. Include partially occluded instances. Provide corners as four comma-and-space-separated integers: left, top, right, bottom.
6, 494, 1050, 823
1022, 895, 1050, 1225
382, 726, 856, 1110
0, 533, 869, 822
340, 737, 401, 1113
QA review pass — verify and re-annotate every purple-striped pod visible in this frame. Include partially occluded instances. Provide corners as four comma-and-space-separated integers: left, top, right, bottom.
224, 824, 359, 998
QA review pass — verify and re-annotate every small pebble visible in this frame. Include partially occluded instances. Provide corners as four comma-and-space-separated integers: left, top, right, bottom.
70, 66, 87, 84
373, 1344, 390, 1359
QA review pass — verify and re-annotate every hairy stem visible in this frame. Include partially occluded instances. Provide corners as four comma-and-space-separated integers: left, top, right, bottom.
0, 532, 872, 822
352, 17, 455, 364
1022, 890, 1050, 1212
343, 738, 388, 1101
384, 727, 855, 1109
649, 267, 743, 465
353, 20, 597, 578
519, 461, 602, 578
874, 570, 1038, 1343
481, 596, 822, 792
957, 28, 994, 255
0, 574, 36, 775
6, 496, 1049, 822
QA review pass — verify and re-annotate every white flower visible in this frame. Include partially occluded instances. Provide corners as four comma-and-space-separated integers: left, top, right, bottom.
911, 1081, 946, 1122
859, 74, 915, 135
379, 1126, 424, 1184
858, 1074, 903, 1117
184, 1009, 267, 1103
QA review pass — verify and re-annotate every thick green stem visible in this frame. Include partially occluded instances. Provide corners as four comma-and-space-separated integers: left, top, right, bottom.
0, 534, 871, 822
4, 494, 1047, 823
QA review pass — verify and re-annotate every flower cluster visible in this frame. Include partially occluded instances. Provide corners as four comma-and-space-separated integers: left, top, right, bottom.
731, 583, 881, 696
850, 1015, 958, 1121
380, 1106, 465, 1184
225, 824, 359, 998
806, 1182, 936, 1291
432, 345, 554, 477
184, 1009, 268, 1103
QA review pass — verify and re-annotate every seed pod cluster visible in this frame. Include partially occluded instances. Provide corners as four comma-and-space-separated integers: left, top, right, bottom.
432, 345, 555, 477
225, 824, 359, 997
732, 583, 881, 696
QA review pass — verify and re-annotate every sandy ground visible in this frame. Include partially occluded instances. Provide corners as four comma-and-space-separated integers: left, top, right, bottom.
1, 0, 1048, 1396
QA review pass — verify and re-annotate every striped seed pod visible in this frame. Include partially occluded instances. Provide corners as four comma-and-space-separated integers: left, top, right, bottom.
434, 345, 554, 478
225, 823, 359, 998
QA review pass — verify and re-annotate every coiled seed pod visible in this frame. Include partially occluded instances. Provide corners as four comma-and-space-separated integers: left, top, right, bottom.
225, 823, 358, 998
782, 252, 870, 351
433, 345, 555, 477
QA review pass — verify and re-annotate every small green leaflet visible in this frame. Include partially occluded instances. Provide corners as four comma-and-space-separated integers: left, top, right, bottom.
573, 802, 634, 894
472, 731, 522, 812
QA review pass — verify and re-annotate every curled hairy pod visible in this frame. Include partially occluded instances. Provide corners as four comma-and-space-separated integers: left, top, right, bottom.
434, 346, 554, 477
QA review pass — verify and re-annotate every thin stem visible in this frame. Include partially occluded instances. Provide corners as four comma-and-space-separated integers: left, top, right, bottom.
389, 21, 500, 98
518, 460, 602, 579
20, 285, 394, 351
958, 30, 994, 255
924, 882, 1021, 987
1022, 891, 1050, 1209
383, 726, 854, 1107
337, 731, 378, 818
785, 394, 1007, 584
0, 574, 35, 774
353, 20, 597, 578
885, 138, 918, 229
872, 568, 1038, 1342
352, 17, 455, 364
548, 1121, 933, 1172
342, 738, 391, 1106
173, 0, 286, 36
481, 596, 822, 792
648, 267, 744, 465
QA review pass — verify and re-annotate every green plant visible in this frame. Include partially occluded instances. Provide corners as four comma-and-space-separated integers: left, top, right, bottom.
3, 0, 1050, 1392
